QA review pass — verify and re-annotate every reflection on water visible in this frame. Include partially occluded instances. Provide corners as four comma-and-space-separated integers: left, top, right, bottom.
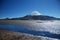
0, 24, 60, 39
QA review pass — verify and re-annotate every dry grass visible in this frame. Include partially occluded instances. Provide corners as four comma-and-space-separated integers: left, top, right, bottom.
0, 30, 41, 40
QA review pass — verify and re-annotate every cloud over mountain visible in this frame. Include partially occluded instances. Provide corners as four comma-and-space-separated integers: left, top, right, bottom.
30, 11, 42, 16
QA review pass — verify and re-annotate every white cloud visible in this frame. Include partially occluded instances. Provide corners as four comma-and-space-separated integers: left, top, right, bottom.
30, 11, 42, 16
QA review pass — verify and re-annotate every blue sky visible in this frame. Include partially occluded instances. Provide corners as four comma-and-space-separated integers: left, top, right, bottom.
0, 0, 60, 19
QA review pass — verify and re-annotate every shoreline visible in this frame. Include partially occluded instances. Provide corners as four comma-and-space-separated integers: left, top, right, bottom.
0, 30, 59, 40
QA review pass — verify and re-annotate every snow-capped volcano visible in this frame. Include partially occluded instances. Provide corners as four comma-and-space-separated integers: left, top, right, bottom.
10, 11, 60, 20
30, 11, 42, 16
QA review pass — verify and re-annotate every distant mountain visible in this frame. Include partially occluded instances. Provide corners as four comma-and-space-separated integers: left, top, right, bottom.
11, 15, 60, 20
1, 11, 60, 20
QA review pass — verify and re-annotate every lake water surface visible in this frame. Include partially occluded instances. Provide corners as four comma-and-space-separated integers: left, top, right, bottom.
0, 20, 60, 39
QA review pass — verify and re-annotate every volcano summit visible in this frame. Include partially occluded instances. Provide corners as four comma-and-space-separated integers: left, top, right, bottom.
30, 11, 42, 16
10, 11, 60, 20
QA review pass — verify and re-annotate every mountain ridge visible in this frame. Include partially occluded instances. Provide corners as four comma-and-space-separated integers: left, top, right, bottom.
10, 15, 60, 20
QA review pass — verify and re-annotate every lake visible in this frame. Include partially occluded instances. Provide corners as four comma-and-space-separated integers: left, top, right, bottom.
0, 20, 60, 39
